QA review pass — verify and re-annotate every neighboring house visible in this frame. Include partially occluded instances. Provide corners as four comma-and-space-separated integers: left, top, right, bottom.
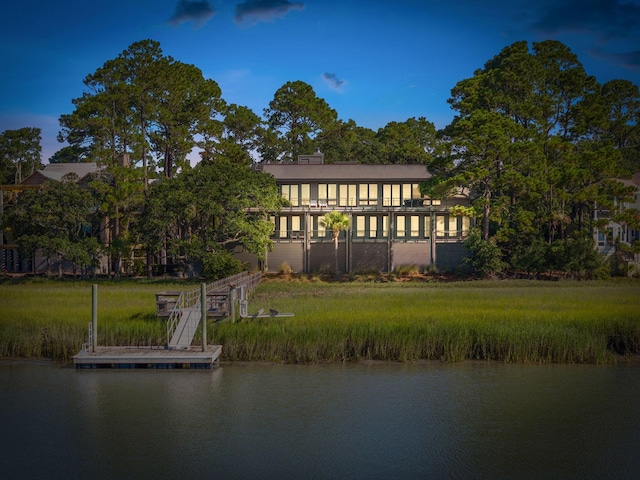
594, 173, 640, 273
0, 162, 101, 273
238, 151, 473, 274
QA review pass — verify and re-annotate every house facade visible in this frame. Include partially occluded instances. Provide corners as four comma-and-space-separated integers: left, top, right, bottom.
241, 151, 473, 274
0, 162, 102, 274
594, 173, 640, 273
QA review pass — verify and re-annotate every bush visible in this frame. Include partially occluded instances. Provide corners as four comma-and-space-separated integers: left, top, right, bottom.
202, 251, 243, 280
278, 262, 293, 276
462, 228, 507, 278
395, 264, 420, 276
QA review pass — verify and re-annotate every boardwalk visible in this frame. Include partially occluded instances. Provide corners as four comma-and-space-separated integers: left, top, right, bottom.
73, 272, 262, 370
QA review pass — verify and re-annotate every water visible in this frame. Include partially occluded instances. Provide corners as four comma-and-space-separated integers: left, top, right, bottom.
1, 361, 639, 479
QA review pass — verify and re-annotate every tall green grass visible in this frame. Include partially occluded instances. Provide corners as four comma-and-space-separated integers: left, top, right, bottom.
214, 280, 640, 364
0, 279, 185, 360
1, 278, 639, 363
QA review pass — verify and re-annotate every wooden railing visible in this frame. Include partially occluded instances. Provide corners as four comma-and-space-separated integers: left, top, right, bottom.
160, 272, 262, 344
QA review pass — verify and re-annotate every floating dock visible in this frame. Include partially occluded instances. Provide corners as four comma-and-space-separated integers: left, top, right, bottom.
73, 345, 222, 369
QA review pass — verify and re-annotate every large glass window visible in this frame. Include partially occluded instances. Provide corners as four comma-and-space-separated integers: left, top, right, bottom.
281, 185, 299, 206
410, 216, 420, 237
339, 184, 357, 206
424, 215, 432, 238
359, 183, 378, 206
316, 216, 326, 238
276, 216, 301, 238
383, 184, 402, 206
396, 215, 406, 237
318, 184, 337, 206
300, 184, 310, 206
436, 215, 445, 237
370, 216, 378, 238
449, 216, 458, 236
355, 216, 366, 237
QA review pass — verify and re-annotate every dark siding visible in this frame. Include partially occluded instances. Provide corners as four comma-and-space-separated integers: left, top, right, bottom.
309, 242, 346, 274
392, 242, 431, 270
352, 242, 387, 272
267, 243, 304, 273
435, 243, 467, 272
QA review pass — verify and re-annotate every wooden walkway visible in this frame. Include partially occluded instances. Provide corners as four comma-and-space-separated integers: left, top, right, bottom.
73, 273, 263, 370
73, 345, 221, 369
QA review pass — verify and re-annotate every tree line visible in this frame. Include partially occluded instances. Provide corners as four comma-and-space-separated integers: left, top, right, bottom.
1, 39, 639, 278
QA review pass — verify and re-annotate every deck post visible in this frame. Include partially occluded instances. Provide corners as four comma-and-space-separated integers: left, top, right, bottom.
229, 285, 237, 323
201, 283, 206, 351
92, 284, 97, 352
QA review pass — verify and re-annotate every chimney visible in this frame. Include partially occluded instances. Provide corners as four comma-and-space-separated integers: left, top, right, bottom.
297, 149, 324, 165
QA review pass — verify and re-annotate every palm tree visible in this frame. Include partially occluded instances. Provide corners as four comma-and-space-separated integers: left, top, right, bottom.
320, 211, 350, 279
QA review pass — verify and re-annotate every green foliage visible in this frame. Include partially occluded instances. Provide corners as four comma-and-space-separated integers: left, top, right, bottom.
4, 177, 97, 277
395, 264, 420, 276
462, 228, 507, 278
548, 232, 610, 279
278, 262, 293, 275
0, 127, 42, 184
137, 159, 281, 276
320, 211, 351, 278
202, 251, 244, 280
263, 80, 338, 162
1, 279, 639, 363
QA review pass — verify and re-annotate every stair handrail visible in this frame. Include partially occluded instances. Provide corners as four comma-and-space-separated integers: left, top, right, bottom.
164, 271, 262, 344
166, 291, 185, 345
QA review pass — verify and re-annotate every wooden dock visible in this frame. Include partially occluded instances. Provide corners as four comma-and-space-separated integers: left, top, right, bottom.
73, 345, 222, 369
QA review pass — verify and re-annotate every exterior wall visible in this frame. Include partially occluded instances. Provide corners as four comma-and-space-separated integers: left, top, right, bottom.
308, 242, 346, 274
351, 242, 388, 273
265, 242, 304, 273
435, 243, 467, 272
392, 242, 431, 271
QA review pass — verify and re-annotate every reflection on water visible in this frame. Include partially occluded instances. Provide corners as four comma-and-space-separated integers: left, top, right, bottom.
1, 361, 639, 479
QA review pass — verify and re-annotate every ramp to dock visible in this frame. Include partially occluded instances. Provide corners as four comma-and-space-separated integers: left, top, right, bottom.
168, 307, 201, 349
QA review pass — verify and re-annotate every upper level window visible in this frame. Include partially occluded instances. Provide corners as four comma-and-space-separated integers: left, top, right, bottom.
359, 184, 378, 206
281, 184, 299, 207
318, 184, 337, 206
300, 184, 310, 206
339, 184, 357, 206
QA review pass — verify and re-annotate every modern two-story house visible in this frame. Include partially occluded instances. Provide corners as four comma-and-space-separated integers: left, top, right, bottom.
244, 151, 473, 274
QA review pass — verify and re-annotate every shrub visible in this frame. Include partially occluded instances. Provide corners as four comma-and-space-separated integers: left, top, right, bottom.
278, 262, 293, 276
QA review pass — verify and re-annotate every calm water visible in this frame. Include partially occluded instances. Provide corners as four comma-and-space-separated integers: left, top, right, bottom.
1, 361, 639, 479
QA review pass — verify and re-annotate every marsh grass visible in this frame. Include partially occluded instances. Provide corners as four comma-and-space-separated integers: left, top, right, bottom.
1, 278, 639, 363
214, 280, 640, 364
0, 279, 188, 360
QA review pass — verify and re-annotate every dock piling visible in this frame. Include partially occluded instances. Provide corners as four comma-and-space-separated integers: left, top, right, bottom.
201, 283, 206, 352
92, 284, 97, 353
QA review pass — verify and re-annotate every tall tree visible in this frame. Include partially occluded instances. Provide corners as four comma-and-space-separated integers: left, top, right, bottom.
151, 60, 224, 178
0, 128, 42, 184
264, 81, 337, 162
438, 40, 636, 277
4, 174, 95, 277
316, 119, 380, 164
136, 158, 283, 278
377, 117, 438, 164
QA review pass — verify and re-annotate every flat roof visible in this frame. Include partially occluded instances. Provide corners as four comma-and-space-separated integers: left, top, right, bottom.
262, 164, 432, 182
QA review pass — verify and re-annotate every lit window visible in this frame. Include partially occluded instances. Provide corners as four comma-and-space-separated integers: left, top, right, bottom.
397, 215, 406, 237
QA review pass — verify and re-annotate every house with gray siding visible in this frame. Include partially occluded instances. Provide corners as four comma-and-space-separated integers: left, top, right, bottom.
242, 151, 473, 274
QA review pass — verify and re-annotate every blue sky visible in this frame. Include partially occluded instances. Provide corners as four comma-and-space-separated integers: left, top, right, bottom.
1, 0, 639, 162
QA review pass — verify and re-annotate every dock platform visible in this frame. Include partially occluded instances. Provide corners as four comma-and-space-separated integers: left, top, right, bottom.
73, 345, 222, 369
